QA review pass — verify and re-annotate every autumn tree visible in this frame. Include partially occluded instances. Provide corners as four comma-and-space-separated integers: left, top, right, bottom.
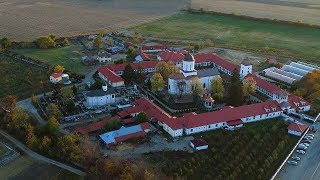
123, 64, 135, 84
227, 69, 244, 106
125, 46, 136, 61
46, 103, 62, 118
59, 88, 74, 104
93, 35, 104, 49
45, 116, 60, 135
132, 33, 142, 44
104, 119, 121, 131
25, 124, 38, 149
40, 136, 52, 153
1, 95, 17, 110
31, 94, 39, 106
151, 72, 165, 92
135, 112, 149, 124
36, 36, 56, 49
211, 77, 224, 102
204, 39, 214, 47
156, 62, 179, 81
54, 65, 65, 73
57, 134, 83, 162
0, 37, 12, 49
62, 38, 70, 46
243, 77, 256, 97
190, 77, 203, 95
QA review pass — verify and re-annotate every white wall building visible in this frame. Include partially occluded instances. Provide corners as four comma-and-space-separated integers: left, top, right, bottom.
240, 58, 253, 78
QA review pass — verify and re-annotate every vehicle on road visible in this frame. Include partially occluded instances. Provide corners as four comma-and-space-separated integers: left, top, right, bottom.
287, 161, 298, 165
297, 150, 306, 154
292, 156, 301, 161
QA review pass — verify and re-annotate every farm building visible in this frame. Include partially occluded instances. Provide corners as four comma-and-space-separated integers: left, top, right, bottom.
97, 67, 125, 87
99, 122, 150, 146
190, 139, 208, 151
264, 68, 297, 84
282, 65, 309, 76
140, 44, 167, 53
287, 122, 309, 136
50, 73, 62, 84
97, 50, 111, 63
85, 84, 116, 107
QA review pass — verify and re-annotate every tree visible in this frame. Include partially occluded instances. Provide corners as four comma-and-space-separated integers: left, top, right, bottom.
243, 77, 256, 97
104, 119, 121, 131
59, 88, 74, 104
40, 136, 52, 153
45, 116, 60, 135
46, 103, 62, 118
156, 62, 179, 81
36, 36, 56, 49
49, 34, 56, 42
132, 33, 142, 44
125, 46, 136, 61
204, 39, 214, 47
0, 37, 12, 49
151, 72, 165, 92
62, 38, 70, 46
190, 77, 203, 95
25, 124, 38, 149
135, 66, 146, 84
211, 77, 224, 102
144, 170, 154, 180
1, 95, 17, 110
31, 94, 39, 106
227, 70, 244, 106
135, 112, 149, 124
57, 134, 83, 162
72, 84, 78, 95
123, 64, 135, 84
54, 65, 65, 73
93, 35, 104, 49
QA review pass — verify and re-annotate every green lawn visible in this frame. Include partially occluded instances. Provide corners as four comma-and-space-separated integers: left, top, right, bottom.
144, 118, 298, 179
133, 13, 320, 63
0, 57, 50, 99
14, 45, 90, 74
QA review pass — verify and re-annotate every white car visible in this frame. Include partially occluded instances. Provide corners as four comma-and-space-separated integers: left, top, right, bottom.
301, 143, 310, 147
306, 134, 315, 137
304, 136, 313, 140
292, 156, 301, 161
297, 150, 306, 154
298, 145, 308, 150
287, 161, 298, 166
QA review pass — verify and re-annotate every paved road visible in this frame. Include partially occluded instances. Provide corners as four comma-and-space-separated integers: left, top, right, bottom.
0, 130, 87, 176
276, 122, 320, 180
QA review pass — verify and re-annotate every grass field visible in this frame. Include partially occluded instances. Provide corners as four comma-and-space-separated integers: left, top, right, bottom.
144, 118, 298, 179
0, 57, 50, 99
0, 0, 188, 41
190, 0, 320, 26
133, 12, 320, 62
14, 45, 89, 73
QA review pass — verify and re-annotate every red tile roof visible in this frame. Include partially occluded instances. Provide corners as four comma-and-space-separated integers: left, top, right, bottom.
115, 131, 146, 143
140, 52, 151, 61
97, 67, 124, 83
105, 61, 159, 72
227, 119, 244, 126
194, 53, 239, 71
190, 139, 208, 147
121, 118, 135, 124
169, 73, 185, 80
75, 116, 119, 134
157, 50, 185, 63
51, 73, 62, 79
287, 122, 309, 133
140, 122, 150, 131
287, 94, 311, 110
245, 73, 282, 94
117, 106, 144, 118
141, 45, 167, 51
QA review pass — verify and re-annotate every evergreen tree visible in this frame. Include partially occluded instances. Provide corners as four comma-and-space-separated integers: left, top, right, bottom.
122, 64, 135, 84
227, 69, 244, 106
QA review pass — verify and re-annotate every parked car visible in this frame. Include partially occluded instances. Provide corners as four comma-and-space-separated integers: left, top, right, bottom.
301, 143, 310, 147
303, 136, 313, 140
301, 139, 312, 143
297, 145, 308, 150
292, 156, 301, 161
306, 134, 315, 137
287, 161, 298, 166
297, 150, 306, 154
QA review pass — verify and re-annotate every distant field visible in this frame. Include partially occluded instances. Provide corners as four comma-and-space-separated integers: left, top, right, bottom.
14, 45, 89, 73
0, 57, 50, 99
0, 0, 188, 41
190, 0, 320, 26
133, 13, 320, 63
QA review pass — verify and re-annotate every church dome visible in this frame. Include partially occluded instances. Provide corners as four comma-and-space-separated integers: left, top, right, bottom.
184, 53, 195, 62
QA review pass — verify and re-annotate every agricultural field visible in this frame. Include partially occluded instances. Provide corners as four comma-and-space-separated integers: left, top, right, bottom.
13, 45, 90, 73
144, 118, 298, 179
0, 57, 50, 99
133, 12, 320, 63
190, 0, 320, 26
0, 0, 188, 41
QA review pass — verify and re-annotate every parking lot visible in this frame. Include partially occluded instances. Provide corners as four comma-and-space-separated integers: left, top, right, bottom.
276, 127, 320, 180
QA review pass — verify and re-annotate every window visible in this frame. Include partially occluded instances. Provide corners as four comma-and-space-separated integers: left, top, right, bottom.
168, 85, 170, 89
215, 124, 218, 127
208, 125, 211, 128
190, 129, 193, 132
203, 83, 206, 88
112, 95, 115, 98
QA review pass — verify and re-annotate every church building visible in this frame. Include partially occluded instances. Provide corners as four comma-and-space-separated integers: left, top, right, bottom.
168, 53, 220, 95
